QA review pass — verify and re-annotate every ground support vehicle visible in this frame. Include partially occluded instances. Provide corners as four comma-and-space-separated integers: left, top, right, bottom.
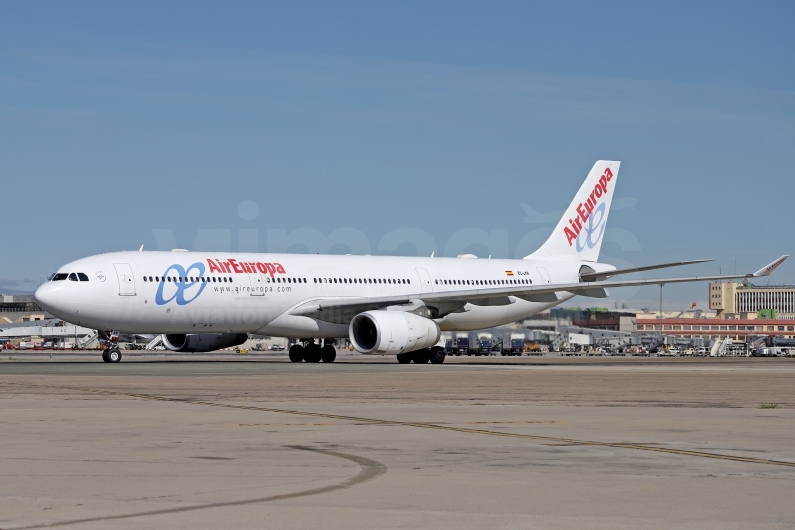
504, 333, 525, 356
476, 333, 493, 356
455, 333, 470, 356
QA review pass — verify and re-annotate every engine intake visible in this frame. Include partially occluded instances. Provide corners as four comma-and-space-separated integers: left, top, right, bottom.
162, 333, 248, 353
349, 310, 440, 354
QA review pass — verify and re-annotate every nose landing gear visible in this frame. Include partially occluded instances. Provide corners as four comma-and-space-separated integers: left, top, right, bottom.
102, 330, 122, 363
102, 346, 122, 363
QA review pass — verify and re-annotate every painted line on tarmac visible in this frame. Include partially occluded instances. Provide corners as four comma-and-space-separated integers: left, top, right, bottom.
5, 381, 795, 469
10, 445, 386, 529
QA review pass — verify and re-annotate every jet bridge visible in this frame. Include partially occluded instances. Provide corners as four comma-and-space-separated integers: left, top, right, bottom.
0, 320, 95, 340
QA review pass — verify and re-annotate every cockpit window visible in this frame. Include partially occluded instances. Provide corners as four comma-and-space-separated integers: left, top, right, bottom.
51, 273, 68, 281
77, 273, 89, 281
68, 273, 78, 281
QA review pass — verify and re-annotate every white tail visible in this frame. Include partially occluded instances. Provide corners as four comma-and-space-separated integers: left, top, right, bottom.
525, 160, 621, 262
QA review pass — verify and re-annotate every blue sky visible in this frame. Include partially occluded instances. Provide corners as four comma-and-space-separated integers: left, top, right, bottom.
2, 1, 793, 308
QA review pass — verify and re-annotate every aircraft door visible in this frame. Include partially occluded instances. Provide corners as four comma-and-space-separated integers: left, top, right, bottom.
536, 267, 552, 284
113, 263, 137, 296
415, 268, 433, 293
248, 271, 265, 296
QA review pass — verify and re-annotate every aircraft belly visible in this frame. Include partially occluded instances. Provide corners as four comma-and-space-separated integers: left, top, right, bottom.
257, 314, 349, 338
66, 293, 285, 335
439, 296, 573, 331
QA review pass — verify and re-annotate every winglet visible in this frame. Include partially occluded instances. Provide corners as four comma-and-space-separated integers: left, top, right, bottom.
752, 255, 789, 277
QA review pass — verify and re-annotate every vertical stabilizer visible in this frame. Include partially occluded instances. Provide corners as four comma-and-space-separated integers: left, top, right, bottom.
525, 160, 621, 262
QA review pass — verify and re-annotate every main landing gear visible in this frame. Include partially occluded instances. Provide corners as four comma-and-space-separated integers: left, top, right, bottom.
289, 340, 336, 363
397, 346, 446, 364
102, 330, 122, 363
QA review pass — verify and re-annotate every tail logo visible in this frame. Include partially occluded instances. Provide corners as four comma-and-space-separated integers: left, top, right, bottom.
563, 167, 613, 249
575, 202, 607, 252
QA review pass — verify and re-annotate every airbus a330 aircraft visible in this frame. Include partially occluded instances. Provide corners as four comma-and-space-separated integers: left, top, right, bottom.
35, 161, 788, 363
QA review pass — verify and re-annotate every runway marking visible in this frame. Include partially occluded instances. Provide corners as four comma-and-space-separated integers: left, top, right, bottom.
4, 381, 795, 469
457, 420, 557, 425
9, 445, 386, 529
233, 422, 338, 427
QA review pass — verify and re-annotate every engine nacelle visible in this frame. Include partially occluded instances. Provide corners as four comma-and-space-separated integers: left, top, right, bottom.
349, 310, 440, 354
162, 333, 248, 353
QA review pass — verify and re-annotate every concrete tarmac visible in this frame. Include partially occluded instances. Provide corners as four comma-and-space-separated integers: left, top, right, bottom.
1, 353, 794, 529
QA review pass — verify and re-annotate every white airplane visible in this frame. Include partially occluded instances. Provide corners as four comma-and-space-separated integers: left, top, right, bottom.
34, 161, 788, 364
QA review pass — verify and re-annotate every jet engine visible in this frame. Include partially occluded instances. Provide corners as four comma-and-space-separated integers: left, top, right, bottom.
162, 333, 248, 353
349, 310, 440, 354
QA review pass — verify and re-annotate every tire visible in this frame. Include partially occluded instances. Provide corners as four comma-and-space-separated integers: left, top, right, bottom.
108, 348, 121, 363
396, 353, 412, 364
101, 350, 109, 363
412, 349, 430, 364
304, 344, 322, 363
288, 344, 304, 362
429, 347, 446, 364
320, 345, 336, 363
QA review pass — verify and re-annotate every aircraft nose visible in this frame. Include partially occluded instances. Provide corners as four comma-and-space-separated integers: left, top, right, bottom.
34, 282, 59, 312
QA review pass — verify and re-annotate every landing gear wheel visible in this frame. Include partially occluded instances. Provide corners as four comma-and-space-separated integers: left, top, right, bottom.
107, 348, 122, 363
101, 350, 109, 363
288, 344, 304, 362
320, 345, 336, 363
412, 349, 430, 364
304, 344, 322, 363
396, 353, 412, 364
429, 347, 446, 364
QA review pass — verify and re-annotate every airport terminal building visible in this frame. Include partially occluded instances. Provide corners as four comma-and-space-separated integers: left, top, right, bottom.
1, 294, 48, 323
709, 281, 795, 319
636, 318, 795, 341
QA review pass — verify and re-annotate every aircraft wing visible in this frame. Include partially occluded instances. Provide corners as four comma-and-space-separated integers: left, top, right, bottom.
290, 255, 788, 323
580, 259, 713, 282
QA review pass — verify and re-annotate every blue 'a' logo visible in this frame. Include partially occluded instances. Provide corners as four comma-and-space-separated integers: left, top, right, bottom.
575, 202, 607, 252
155, 262, 207, 305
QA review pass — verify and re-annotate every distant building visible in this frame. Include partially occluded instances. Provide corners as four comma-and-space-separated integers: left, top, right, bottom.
0, 294, 50, 324
709, 281, 795, 319
550, 307, 636, 332
637, 318, 795, 341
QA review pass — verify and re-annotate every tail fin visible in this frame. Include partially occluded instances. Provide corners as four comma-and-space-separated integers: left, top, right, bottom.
525, 160, 621, 262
